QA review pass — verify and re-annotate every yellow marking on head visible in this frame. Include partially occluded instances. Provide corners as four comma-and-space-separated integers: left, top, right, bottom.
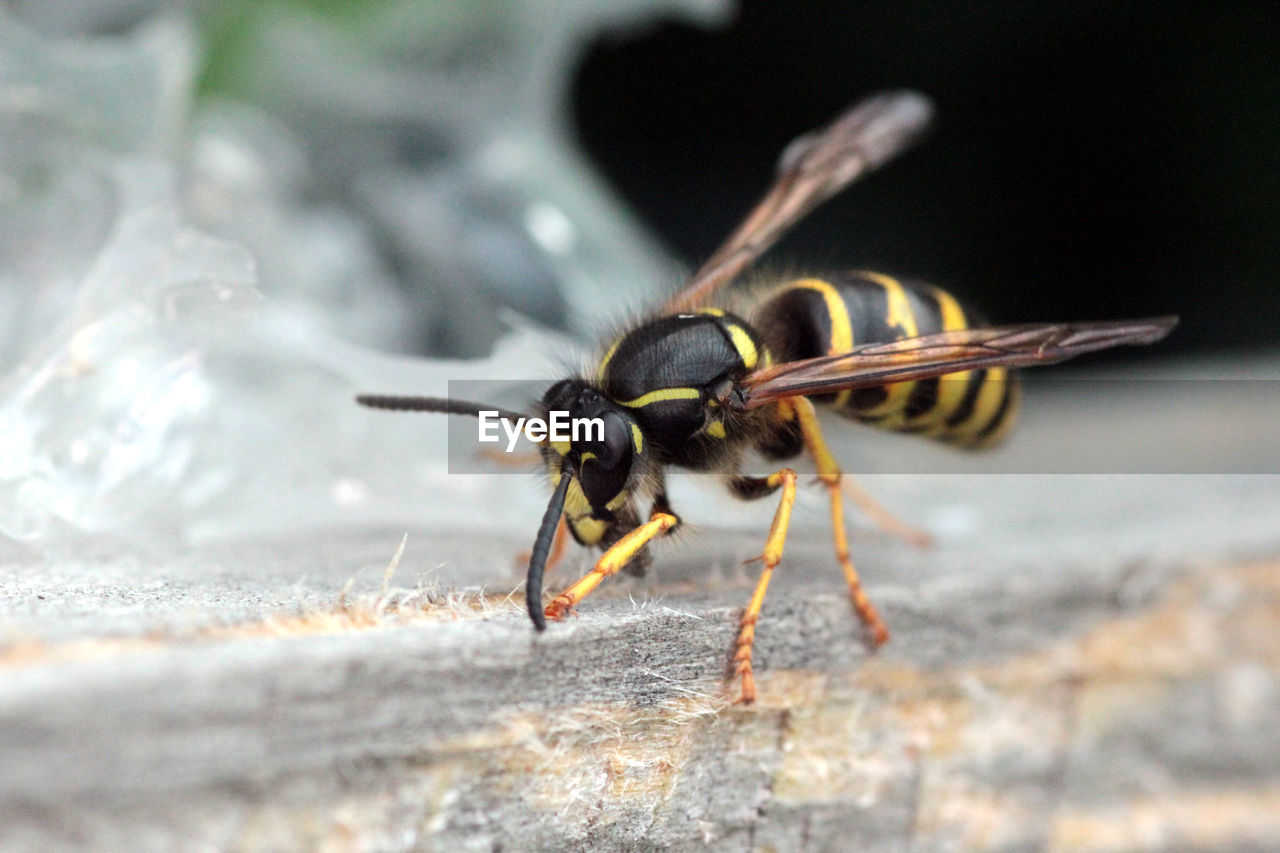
596, 335, 624, 381
706, 420, 726, 439
696, 307, 725, 316
630, 423, 644, 453
618, 387, 702, 408
563, 478, 589, 516
550, 440, 571, 456
563, 478, 610, 545
569, 515, 608, 545
725, 323, 759, 370
558, 463, 632, 543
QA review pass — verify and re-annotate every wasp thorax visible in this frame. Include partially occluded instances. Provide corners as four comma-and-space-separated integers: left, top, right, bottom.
540, 380, 639, 511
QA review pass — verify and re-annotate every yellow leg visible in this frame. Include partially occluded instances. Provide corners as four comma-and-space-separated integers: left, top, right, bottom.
792, 398, 890, 647
732, 468, 798, 705
841, 475, 935, 549
544, 513, 677, 621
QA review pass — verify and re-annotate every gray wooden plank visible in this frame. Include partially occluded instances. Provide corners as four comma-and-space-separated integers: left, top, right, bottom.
1, 363, 1278, 851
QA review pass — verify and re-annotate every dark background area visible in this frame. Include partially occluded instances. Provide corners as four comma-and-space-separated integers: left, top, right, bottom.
574, 1, 1280, 358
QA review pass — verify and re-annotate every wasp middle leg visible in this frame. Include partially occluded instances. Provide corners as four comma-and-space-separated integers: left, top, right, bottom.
726, 467, 798, 705
791, 398, 891, 646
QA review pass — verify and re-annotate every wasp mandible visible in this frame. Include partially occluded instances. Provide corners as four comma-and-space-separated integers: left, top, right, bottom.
358, 92, 1177, 703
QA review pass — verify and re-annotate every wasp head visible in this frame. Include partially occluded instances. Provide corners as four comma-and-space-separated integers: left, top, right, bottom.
524, 379, 647, 630
539, 379, 641, 513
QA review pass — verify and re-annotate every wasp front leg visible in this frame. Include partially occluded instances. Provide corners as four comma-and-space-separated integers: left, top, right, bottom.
790, 398, 891, 646
650, 493, 682, 532
544, 512, 678, 621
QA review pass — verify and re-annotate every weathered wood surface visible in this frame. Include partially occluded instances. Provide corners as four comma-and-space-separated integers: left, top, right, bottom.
1, 367, 1278, 851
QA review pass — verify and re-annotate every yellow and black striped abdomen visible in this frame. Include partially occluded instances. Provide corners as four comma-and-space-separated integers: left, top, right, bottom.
752, 271, 1018, 449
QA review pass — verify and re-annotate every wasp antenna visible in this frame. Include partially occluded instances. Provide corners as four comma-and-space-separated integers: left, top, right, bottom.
526, 472, 572, 631
355, 394, 527, 424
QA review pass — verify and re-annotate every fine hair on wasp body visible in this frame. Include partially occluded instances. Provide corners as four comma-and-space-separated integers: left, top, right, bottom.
356, 91, 1178, 704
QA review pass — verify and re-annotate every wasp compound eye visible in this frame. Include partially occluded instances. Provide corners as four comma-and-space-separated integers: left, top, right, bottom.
594, 410, 631, 469
578, 411, 634, 511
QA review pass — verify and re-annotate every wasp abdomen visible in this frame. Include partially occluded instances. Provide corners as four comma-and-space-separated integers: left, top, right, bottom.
753, 272, 1018, 448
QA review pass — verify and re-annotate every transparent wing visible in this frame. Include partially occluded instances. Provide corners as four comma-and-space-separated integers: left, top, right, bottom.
733, 317, 1179, 409
663, 91, 935, 313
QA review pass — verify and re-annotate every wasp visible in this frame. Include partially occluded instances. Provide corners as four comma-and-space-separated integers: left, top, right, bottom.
358, 92, 1176, 703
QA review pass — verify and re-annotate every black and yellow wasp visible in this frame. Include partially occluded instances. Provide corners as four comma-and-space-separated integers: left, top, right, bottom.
358, 92, 1176, 703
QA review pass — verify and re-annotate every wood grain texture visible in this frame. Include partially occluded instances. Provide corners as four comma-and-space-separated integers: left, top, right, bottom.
1, 367, 1278, 851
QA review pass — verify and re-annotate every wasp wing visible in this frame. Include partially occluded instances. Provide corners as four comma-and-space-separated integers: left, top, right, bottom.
663, 91, 935, 314
733, 317, 1179, 409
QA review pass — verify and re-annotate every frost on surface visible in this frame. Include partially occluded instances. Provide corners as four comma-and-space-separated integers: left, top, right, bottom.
0, 1, 733, 549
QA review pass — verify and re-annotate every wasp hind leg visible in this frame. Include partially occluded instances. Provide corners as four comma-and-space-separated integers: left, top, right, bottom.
840, 475, 934, 549
790, 398, 891, 646
725, 467, 799, 705
544, 512, 678, 621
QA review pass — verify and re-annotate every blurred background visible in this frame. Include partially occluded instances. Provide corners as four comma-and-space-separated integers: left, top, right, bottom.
9, 0, 1278, 358
577, 1, 1280, 358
